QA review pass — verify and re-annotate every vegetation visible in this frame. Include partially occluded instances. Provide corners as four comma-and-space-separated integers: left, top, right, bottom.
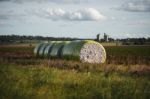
0, 44, 149, 99
0, 63, 150, 99
0, 35, 85, 44
105, 46, 150, 65
0, 35, 150, 45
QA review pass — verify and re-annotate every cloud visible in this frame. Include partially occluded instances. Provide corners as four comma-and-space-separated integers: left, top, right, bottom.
34, 8, 105, 21
127, 20, 150, 26
0, 7, 105, 22
120, 0, 150, 12
0, 0, 10, 1
0, 0, 88, 4
0, 21, 12, 27
0, 10, 27, 21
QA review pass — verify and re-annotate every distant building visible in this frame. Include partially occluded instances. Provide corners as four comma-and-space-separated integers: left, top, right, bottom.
96, 34, 101, 42
104, 33, 109, 42
96, 33, 109, 42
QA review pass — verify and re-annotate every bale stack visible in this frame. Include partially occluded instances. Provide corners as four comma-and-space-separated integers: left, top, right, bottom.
34, 40, 106, 64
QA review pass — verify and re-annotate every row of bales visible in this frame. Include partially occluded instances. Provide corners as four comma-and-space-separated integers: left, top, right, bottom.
34, 40, 106, 63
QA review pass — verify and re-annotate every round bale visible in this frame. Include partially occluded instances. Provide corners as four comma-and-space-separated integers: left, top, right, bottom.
34, 43, 44, 57
61, 40, 106, 63
49, 41, 69, 58
38, 43, 49, 58
43, 41, 56, 58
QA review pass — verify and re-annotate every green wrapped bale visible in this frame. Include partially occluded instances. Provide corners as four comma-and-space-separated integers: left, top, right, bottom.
61, 40, 84, 60
43, 41, 55, 58
61, 40, 106, 63
49, 41, 70, 58
38, 43, 49, 57
34, 40, 106, 63
33, 43, 44, 57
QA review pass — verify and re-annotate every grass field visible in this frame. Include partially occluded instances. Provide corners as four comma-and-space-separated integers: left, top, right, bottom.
0, 45, 150, 99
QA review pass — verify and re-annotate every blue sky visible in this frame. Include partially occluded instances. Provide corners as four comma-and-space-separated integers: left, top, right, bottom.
0, 0, 150, 38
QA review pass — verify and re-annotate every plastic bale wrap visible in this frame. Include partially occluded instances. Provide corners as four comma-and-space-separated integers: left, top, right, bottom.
43, 41, 56, 58
38, 43, 49, 58
34, 40, 106, 63
34, 43, 44, 57
62, 40, 106, 63
61, 40, 84, 60
49, 41, 70, 58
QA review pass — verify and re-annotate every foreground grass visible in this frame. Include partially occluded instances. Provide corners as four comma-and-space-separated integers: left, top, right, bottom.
0, 63, 149, 99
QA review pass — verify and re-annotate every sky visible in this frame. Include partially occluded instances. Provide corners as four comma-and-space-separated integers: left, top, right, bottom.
0, 0, 150, 39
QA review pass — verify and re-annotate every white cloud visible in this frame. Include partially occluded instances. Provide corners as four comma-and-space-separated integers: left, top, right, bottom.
34, 8, 105, 21
120, 0, 150, 12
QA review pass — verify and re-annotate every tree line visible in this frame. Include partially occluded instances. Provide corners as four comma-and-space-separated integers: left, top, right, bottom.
0, 35, 150, 45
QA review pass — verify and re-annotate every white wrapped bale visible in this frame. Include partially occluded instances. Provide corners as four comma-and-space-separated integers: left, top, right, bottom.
62, 40, 106, 63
